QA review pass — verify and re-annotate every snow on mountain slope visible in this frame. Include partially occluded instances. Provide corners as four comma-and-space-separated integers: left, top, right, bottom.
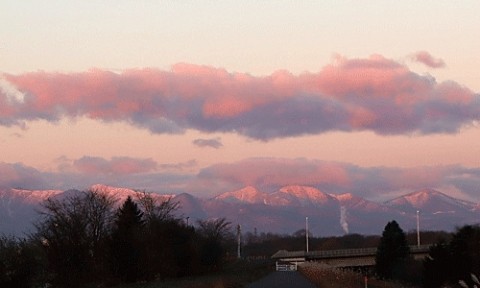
214, 186, 267, 204
216, 185, 338, 207
384, 189, 476, 213
278, 185, 334, 204
0, 188, 62, 204
90, 184, 173, 205
265, 185, 338, 206
2, 185, 480, 236
333, 193, 386, 211
0, 188, 63, 235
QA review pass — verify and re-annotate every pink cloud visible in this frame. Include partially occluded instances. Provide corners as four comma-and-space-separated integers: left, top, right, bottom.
1, 55, 478, 139
197, 158, 351, 190
0, 162, 47, 189
195, 158, 480, 201
1, 160, 480, 202
73, 156, 157, 175
411, 51, 446, 68
158, 159, 198, 171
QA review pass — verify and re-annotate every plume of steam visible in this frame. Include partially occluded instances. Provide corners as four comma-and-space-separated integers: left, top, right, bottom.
340, 206, 349, 234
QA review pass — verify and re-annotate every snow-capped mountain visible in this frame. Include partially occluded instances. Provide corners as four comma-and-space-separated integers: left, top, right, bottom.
1, 185, 479, 237
268, 185, 337, 206
384, 189, 479, 231
215, 185, 337, 207
214, 186, 267, 204
334, 193, 385, 211
385, 189, 476, 213
0, 188, 64, 235
89, 184, 173, 205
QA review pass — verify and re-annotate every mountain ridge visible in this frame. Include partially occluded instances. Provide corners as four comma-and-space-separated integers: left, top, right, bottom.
1, 185, 479, 237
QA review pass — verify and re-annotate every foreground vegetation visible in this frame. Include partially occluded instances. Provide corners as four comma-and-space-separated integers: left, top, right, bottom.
300, 262, 412, 288
2, 188, 480, 288
1, 189, 243, 288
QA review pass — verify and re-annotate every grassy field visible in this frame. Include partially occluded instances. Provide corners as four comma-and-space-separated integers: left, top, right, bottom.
113, 260, 274, 288
299, 262, 418, 288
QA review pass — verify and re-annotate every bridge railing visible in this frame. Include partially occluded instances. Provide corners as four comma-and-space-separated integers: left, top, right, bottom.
272, 245, 431, 260
308, 247, 378, 258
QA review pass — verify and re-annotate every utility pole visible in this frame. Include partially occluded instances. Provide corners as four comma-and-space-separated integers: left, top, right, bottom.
416, 210, 420, 247
305, 217, 309, 253
237, 224, 241, 259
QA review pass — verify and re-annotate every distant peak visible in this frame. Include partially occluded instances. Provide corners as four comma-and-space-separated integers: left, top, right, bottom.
385, 188, 476, 211
215, 186, 266, 203
279, 185, 326, 198
402, 189, 452, 203
334, 193, 355, 201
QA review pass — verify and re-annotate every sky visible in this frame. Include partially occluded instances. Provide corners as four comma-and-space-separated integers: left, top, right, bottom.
1, 1, 479, 202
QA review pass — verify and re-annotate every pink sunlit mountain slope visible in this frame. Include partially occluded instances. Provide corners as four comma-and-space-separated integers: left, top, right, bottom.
385, 189, 477, 213
214, 186, 268, 204
334, 193, 386, 211
0, 188, 62, 235
268, 185, 337, 206
384, 189, 480, 231
1, 185, 480, 237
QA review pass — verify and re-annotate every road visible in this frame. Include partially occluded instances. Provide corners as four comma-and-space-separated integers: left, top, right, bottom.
246, 271, 317, 288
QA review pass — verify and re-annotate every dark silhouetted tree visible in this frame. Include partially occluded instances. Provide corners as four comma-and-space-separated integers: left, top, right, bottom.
133, 191, 198, 279
0, 236, 45, 288
375, 220, 410, 280
197, 218, 232, 270
448, 225, 480, 287
35, 189, 115, 287
136, 190, 179, 222
423, 225, 480, 287
423, 241, 451, 288
110, 196, 144, 283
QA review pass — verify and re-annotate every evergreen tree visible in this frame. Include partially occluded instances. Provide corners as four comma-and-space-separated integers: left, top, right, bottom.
0, 236, 45, 288
110, 196, 144, 283
423, 225, 480, 287
448, 225, 480, 286
375, 220, 410, 280
423, 241, 451, 288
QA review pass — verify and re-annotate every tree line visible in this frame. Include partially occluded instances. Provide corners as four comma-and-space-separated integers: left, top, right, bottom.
374, 220, 480, 288
1, 189, 234, 288
2, 188, 480, 288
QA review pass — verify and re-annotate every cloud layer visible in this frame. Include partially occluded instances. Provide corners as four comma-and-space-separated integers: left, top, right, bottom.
192, 137, 223, 149
411, 51, 446, 68
5, 156, 479, 202
2, 55, 478, 140
195, 158, 480, 201
73, 156, 157, 175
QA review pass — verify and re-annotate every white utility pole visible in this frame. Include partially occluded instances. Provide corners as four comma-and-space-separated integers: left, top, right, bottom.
305, 217, 309, 253
416, 210, 420, 247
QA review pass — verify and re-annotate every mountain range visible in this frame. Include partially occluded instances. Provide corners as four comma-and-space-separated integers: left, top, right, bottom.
1, 184, 479, 237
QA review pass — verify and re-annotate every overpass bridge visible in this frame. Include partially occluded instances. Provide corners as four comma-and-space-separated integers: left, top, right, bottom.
271, 245, 431, 268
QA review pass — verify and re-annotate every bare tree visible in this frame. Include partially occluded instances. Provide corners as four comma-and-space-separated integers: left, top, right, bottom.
35, 190, 116, 286
135, 190, 179, 222
197, 218, 232, 241
84, 189, 116, 246
196, 218, 233, 269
